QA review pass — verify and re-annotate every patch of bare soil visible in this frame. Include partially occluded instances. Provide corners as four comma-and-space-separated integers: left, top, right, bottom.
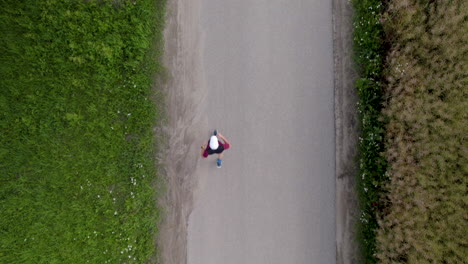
156, 0, 206, 263
333, 0, 360, 263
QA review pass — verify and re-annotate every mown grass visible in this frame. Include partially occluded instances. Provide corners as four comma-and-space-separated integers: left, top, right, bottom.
0, 0, 166, 263
376, 0, 467, 263
351, 0, 387, 262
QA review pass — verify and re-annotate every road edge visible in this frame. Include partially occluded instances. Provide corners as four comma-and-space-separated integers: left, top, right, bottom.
157, 0, 206, 263
332, 0, 360, 263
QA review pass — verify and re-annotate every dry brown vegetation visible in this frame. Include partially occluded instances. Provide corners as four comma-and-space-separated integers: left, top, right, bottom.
376, 0, 467, 263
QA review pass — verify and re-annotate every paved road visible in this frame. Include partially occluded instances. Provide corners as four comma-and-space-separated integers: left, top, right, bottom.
187, 1, 335, 263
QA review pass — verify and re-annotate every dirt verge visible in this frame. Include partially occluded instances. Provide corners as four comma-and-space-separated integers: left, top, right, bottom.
333, 0, 360, 263
156, 0, 205, 263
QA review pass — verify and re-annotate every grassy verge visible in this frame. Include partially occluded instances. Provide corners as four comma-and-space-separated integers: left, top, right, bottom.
376, 1, 467, 263
351, 0, 387, 262
0, 1, 166, 263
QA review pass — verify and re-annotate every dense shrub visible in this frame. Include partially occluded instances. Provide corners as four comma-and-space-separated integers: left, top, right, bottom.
376, 1, 467, 263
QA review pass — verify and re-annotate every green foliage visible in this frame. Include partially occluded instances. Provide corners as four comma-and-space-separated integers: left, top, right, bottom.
351, 0, 387, 262
352, 0, 384, 79
0, 0, 166, 263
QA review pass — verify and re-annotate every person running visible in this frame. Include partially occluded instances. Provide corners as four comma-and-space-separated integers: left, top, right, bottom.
201, 130, 231, 168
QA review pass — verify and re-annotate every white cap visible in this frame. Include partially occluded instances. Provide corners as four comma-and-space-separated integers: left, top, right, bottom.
209, 136, 219, 150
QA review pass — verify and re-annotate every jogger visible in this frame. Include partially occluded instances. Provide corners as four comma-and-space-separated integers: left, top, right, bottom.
201, 130, 231, 168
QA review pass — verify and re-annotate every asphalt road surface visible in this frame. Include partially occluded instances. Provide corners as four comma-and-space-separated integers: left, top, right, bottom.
187, 1, 336, 263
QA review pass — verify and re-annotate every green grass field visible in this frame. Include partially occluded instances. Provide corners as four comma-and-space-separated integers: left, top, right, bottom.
0, 1, 166, 263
